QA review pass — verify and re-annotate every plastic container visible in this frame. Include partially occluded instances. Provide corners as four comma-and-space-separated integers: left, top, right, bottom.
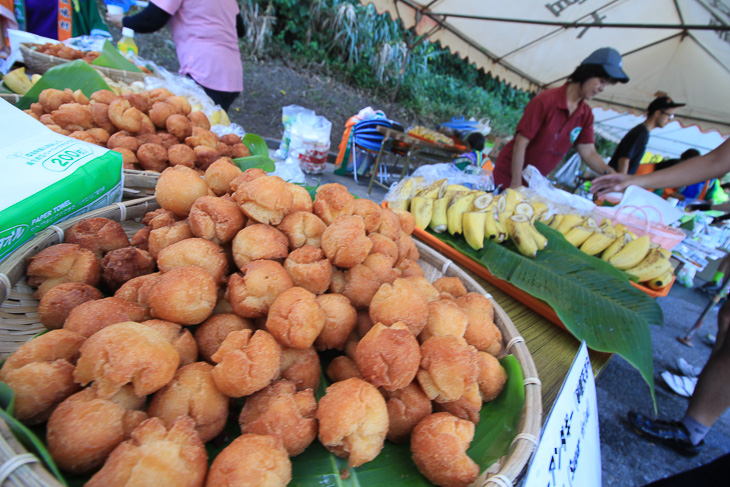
117, 27, 138, 56
105, 0, 134, 13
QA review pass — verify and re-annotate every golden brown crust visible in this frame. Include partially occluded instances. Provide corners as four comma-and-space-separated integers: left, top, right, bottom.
314, 293, 357, 351
476, 351, 507, 402
155, 165, 210, 217
156, 238, 228, 286
313, 183, 355, 225
205, 159, 242, 196
227, 260, 293, 318
194, 313, 255, 363
432, 276, 468, 299
396, 230, 420, 263
356, 322, 421, 391
325, 355, 362, 383
284, 245, 332, 295
147, 362, 229, 442
193, 145, 221, 171
400, 276, 441, 303
340, 263, 381, 309
456, 293, 501, 355
37, 282, 103, 330
65, 218, 130, 259
280, 346, 321, 391
420, 298, 469, 342
26, 243, 101, 298
416, 335, 478, 403
231, 224, 289, 269
141, 319, 199, 367
167, 143, 196, 168
352, 198, 382, 234
238, 380, 317, 456
188, 110, 211, 130
392, 208, 416, 235
321, 215, 372, 268
100, 246, 156, 291
410, 412, 479, 487
265, 287, 326, 349
368, 232, 399, 262
369, 278, 428, 336
211, 329, 281, 397
233, 175, 293, 225
376, 207, 401, 241
288, 183, 314, 213
147, 266, 218, 325
113, 272, 161, 319
166, 113, 193, 141
137, 142, 169, 172
148, 220, 194, 258
229, 167, 267, 193
396, 258, 425, 278
433, 383, 482, 424
205, 434, 291, 487
277, 211, 327, 249
74, 322, 180, 398
63, 296, 146, 337
317, 377, 389, 468
381, 382, 432, 443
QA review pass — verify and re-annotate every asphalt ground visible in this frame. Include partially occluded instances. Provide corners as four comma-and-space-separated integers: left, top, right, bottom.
306, 161, 730, 486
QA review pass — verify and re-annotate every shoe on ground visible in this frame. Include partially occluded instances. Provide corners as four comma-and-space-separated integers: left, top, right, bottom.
699, 281, 722, 295
627, 411, 703, 457
661, 371, 697, 398
675, 357, 702, 379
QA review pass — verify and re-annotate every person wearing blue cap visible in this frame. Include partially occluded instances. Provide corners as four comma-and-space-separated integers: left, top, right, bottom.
493, 47, 629, 189
608, 95, 686, 175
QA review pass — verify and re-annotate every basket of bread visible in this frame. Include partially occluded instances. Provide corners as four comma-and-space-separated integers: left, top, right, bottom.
0, 166, 541, 486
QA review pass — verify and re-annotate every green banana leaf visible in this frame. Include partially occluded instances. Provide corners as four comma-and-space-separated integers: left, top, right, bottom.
16, 60, 111, 110
233, 133, 275, 171
242, 133, 270, 157
430, 223, 660, 408
90, 40, 142, 73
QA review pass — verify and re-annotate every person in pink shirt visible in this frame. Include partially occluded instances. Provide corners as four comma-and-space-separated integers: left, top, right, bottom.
107, 0, 243, 111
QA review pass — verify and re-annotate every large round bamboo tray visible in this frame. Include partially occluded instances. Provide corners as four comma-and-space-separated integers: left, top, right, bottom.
122, 169, 160, 199
0, 196, 541, 486
19, 43, 148, 84
0, 93, 21, 105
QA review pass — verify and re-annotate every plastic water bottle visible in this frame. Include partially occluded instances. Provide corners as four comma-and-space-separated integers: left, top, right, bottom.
117, 27, 138, 55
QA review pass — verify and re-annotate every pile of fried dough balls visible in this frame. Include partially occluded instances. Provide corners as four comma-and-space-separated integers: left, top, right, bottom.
23, 87, 250, 173
0, 167, 509, 487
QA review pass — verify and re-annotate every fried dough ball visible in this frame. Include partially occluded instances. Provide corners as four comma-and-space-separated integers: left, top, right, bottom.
144, 208, 181, 228
280, 346, 320, 391
29, 102, 44, 117
26, 243, 100, 298
356, 322, 420, 391
148, 220, 194, 258
64, 217, 130, 259
397, 258, 425, 278
39, 88, 73, 112
377, 207, 401, 241
185, 126, 219, 149
229, 167, 267, 192
46, 386, 147, 474
0, 329, 85, 424
136, 132, 163, 146
314, 293, 356, 351
188, 195, 244, 244
456, 293, 501, 356
230, 143, 250, 158
157, 238, 228, 285
238, 380, 317, 456
417, 335, 478, 403
142, 319, 199, 367
231, 224, 288, 269
69, 130, 98, 144
363, 252, 400, 285
147, 362, 228, 442
187, 110, 211, 130
355, 309, 375, 339
410, 412, 479, 487
114, 272, 161, 319
75, 322, 179, 398
112, 147, 138, 166
100, 246, 156, 291
313, 183, 355, 225
218, 133, 240, 145
396, 230, 420, 263
136, 142, 169, 172
206, 433, 291, 487
392, 208, 416, 235
63, 296, 146, 337
434, 383, 482, 425
165, 113, 193, 141
352, 198, 382, 234
277, 211, 327, 250
157, 131, 179, 149
276, 185, 309, 215
233, 175, 293, 225
147, 88, 174, 103
381, 382, 432, 443
194, 313, 254, 363
203, 159, 241, 196
52, 103, 92, 131
91, 89, 118, 104
476, 351, 507, 402
72, 89, 90, 105
432, 276, 468, 299
211, 329, 281, 397
86, 127, 110, 145
321, 215, 372, 268
147, 266, 217, 325
283, 245, 332, 295
401, 276, 441, 303
317, 378, 389, 468
194, 145, 221, 170
45, 124, 70, 135
166, 95, 192, 115
90, 102, 117, 133
340, 263, 380, 309
266, 287, 325, 349
325, 355, 361, 382
368, 232, 399, 262
107, 130, 139, 152
369, 278, 428, 336
227, 260, 293, 318
155, 165, 210, 217
420, 298, 469, 342
40, 113, 55, 125
38, 282, 103, 330
119, 91, 150, 113
86, 416, 207, 487
108, 98, 144, 132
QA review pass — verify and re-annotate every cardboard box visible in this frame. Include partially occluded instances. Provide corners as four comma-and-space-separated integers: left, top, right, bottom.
0, 99, 123, 261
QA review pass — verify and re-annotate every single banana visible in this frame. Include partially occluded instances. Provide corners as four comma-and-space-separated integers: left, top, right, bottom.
417, 178, 448, 199
583, 217, 599, 231
531, 201, 548, 223
657, 247, 672, 259
514, 201, 535, 220
624, 249, 673, 282
471, 193, 494, 212
614, 223, 627, 238
609, 234, 651, 270
528, 224, 548, 250
564, 226, 594, 247
556, 214, 585, 235
602, 233, 631, 262
647, 269, 674, 289
508, 214, 539, 257
580, 230, 616, 256
3, 67, 33, 95
429, 196, 450, 233
548, 213, 564, 230
463, 212, 487, 250
410, 196, 435, 230
446, 192, 477, 235
485, 210, 507, 243
502, 188, 524, 215
388, 177, 415, 211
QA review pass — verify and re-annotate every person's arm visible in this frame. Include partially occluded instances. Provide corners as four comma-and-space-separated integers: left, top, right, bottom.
510, 134, 530, 188
616, 156, 630, 174
106, 3, 171, 32
576, 143, 613, 175
591, 138, 730, 195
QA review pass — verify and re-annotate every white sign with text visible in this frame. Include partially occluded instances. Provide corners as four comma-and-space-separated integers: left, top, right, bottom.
522, 341, 600, 487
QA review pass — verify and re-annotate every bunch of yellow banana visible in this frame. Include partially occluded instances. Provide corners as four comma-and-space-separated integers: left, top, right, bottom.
3, 67, 40, 95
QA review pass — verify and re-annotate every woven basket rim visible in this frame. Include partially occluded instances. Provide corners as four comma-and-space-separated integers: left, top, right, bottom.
0, 197, 541, 486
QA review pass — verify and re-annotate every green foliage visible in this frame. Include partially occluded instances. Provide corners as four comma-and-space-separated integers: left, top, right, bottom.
243, 0, 531, 135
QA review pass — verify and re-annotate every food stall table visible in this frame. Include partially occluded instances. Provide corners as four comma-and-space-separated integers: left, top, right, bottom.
367, 126, 464, 195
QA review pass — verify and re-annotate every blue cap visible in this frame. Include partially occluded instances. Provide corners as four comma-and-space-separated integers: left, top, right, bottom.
581, 47, 629, 83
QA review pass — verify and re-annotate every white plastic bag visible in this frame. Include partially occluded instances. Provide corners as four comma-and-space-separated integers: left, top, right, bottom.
275, 105, 315, 160
285, 113, 332, 175
523, 164, 595, 215
615, 185, 684, 225
270, 161, 306, 184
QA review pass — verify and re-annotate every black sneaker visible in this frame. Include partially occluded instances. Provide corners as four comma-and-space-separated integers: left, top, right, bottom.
627, 411, 703, 457
699, 281, 723, 295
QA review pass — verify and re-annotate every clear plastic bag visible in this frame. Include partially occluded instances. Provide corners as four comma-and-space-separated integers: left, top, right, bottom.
285, 113, 332, 175
382, 162, 493, 204
274, 105, 315, 160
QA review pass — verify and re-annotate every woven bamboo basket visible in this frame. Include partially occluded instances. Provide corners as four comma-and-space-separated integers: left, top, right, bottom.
0, 196, 541, 486
122, 169, 160, 199
19, 43, 148, 84
0, 93, 21, 105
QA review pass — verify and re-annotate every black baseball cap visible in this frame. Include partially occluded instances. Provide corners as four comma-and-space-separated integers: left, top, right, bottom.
647, 96, 686, 114
581, 47, 629, 83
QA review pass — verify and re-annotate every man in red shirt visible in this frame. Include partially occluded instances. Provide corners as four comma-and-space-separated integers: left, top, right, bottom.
493, 47, 629, 189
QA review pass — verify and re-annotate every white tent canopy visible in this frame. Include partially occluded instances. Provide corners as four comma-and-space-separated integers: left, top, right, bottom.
365, 0, 730, 134
593, 108, 728, 158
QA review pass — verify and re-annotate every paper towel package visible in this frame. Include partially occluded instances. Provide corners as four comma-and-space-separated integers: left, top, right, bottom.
0, 99, 123, 261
